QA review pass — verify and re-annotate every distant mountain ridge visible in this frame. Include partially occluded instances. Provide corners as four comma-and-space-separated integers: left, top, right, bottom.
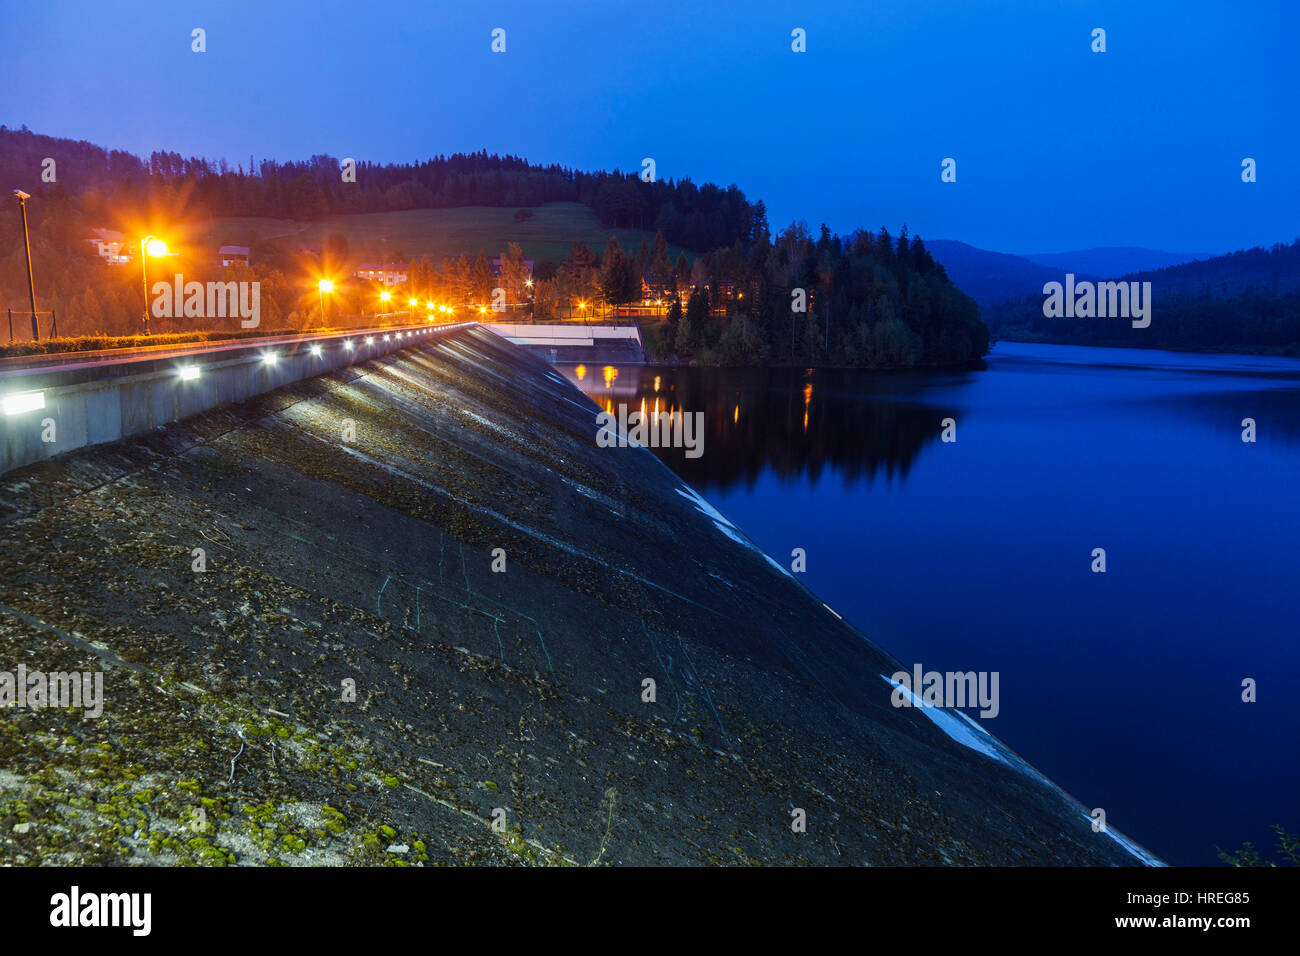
926, 240, 1220, 309
1023, 247, 1217, 277
1113, 243, 1300, 295
924, 240, 1087, 308
983, 238, 1300, 355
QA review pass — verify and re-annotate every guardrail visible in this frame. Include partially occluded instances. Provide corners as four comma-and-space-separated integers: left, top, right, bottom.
0, 321, 476, 477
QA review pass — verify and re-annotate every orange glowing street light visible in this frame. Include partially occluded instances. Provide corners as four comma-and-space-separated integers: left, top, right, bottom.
318, 278, 334, 324
140, 235, 170, 335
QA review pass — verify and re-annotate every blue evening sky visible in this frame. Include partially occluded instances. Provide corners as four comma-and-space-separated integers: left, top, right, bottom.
4, 0, 1296, 255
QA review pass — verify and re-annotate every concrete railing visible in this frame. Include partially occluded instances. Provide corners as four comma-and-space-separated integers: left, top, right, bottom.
482, 323, 642, 347
0, 322, 475, 477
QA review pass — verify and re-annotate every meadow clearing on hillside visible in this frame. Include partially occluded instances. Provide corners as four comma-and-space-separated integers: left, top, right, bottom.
179, 202, 697, 266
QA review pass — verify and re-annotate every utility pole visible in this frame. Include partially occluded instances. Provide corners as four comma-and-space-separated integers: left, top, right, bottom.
13, 191, 39, 341
141, 238, 151, 335
138, 236, 170, 336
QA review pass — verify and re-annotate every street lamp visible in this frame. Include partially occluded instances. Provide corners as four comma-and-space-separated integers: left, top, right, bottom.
380, 291, 391, 314
140, 235, 169, 336
318, 278, 334, 324
12, 191, 39, 341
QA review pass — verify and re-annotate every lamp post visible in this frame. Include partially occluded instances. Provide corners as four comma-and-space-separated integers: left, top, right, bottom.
140, 235, 169, 335
318, 278, 334, 325
12, 191, 39, 341
380, 291, 391, 317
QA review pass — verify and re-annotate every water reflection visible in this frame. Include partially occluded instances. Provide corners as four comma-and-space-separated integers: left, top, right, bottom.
558, 363, 960, 491
559, 342, 1300, 865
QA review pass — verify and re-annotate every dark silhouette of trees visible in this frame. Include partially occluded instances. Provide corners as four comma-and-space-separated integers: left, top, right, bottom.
599, 236, 640, 305
987, 240, 1300, 354
0, 125, 993, 366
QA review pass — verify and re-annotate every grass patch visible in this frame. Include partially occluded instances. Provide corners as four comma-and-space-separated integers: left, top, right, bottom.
0, 327, 344, 358
180, 203, 698, 267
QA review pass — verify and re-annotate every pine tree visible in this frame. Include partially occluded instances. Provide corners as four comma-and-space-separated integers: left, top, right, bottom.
666, 297, 683, 342
634, 237, 651, 276
675, 251, 690, 285
599, 236, 639, 305
650, 231, 672, 275
499, 242, 531, 308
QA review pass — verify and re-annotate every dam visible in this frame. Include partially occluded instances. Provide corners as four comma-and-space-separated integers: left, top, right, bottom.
0, 327, 1156, 865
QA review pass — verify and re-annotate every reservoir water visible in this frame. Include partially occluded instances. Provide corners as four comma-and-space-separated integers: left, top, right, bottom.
563, 341, 1300, 865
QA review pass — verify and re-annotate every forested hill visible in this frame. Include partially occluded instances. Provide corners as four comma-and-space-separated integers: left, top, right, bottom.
0, 125, 758, 253
1124, 241, 1300, 296
0, 125, 989, 369
986, 240, 1300, 355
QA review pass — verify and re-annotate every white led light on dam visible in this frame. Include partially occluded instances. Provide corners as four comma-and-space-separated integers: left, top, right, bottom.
310, 344, 322, 357
344, 339, 354, 351
383, 334, 390, 341
365, 337, 374, 345
263, 352, 278, 365
2, 390, 45, 416
178, 366, 200, 381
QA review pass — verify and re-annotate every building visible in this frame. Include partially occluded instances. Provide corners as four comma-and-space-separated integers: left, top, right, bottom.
640, 273, 677, 302
634, 273, 736, 315
355, 262, 410, 286
710, 278, 737, 305
87, 228, 131, 264
219, 245, 250, 267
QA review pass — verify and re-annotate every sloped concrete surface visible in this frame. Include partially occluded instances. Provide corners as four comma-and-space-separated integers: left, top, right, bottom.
0, 327, 1152, 865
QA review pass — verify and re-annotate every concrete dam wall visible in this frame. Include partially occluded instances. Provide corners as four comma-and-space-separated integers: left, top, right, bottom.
0, 327, 1155, 865
0, 323, 474, 477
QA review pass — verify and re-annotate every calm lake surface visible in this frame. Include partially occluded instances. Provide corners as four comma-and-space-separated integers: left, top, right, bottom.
562, 341, 1300, 865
